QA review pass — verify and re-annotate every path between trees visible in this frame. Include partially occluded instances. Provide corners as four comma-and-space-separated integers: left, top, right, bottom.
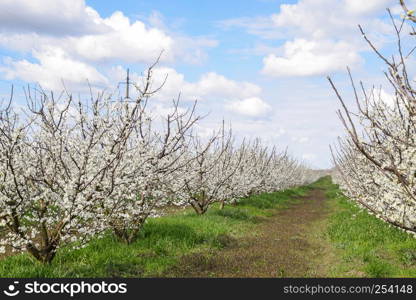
170, 188, 335, 277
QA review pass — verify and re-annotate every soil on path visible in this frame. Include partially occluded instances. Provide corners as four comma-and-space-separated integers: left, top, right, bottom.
169, 188, 334, 277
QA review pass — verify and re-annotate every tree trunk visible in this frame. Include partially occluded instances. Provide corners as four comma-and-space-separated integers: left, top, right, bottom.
113, 226, 142, 244
190, 201, 208, 215
26, 242, 57, 264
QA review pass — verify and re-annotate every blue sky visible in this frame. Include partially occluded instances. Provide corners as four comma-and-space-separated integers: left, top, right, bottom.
0, 0, 412, 168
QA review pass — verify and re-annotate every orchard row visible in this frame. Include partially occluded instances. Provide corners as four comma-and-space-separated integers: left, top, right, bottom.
0, 64, 317, 263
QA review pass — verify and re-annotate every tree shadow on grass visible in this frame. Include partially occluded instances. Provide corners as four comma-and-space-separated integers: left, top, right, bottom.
208, 208, 259, 223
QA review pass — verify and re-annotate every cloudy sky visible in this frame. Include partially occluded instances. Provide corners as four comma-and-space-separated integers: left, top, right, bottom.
0, 0, 414, 168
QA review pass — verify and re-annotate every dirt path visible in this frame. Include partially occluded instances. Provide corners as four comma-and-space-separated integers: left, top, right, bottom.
170, 188, 333, 277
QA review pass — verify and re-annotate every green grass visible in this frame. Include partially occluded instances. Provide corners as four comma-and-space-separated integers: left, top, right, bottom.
322, 177, 416, 278
238, 186, 310, 211
0, 184, 310, 277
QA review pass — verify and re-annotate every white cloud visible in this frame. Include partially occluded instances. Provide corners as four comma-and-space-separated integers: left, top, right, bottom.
191, 72, 261, 99
262, 39, 362, 77
140, 67, 262, 102
344, 0, 392, 15
0, 46, 264, 109
217, 16, 283, 40
292, 136, 310, 144
221, 0, 394, 40
302, 153, 316, 161
220, 0, 396, 77
266, 0, 395, 77
225, 97, 271, 117
0, 1, 219, 94
271, 0, 393, 40
0, 0, 106, 36
69, 11, 174, 63
115, 66, 269, 121
275, 128, 286, 137
1, 48, 108, 91
0, 11, 173, 65
0, 1, 216, 66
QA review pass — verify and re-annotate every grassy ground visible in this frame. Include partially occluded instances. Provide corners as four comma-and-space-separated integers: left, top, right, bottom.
0, 185, 310, 277
323, 177, 416, 277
